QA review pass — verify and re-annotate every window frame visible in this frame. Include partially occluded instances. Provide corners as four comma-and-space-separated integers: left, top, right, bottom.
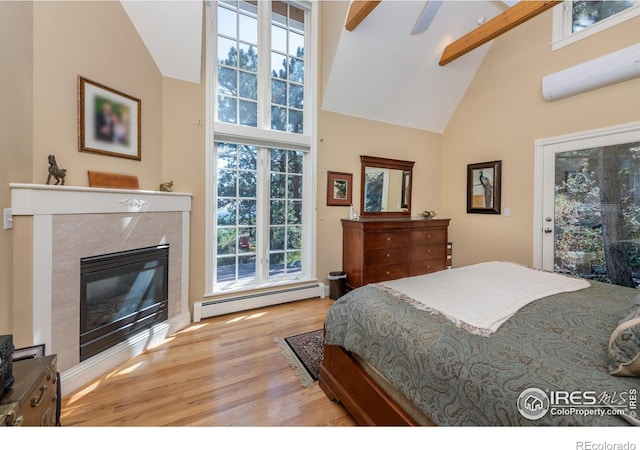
551, 1, 640, 51
205, 0, 318, 297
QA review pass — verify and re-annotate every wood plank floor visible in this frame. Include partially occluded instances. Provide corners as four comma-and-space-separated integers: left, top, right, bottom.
60, 297, 356, 426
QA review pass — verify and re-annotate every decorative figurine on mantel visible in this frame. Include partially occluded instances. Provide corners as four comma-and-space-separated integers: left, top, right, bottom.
159, 180, 173, 192
46, 154, 67, 185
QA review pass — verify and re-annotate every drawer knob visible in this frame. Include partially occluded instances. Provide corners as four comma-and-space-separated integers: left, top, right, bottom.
386, 271, 390, 275
31, 385, 47, 408
427, 234, 431, 239
386, 237, 391, 241
386, 253, 390, 258
426, 249, 431, 253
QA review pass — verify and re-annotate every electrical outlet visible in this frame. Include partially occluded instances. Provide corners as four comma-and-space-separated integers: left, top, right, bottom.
3, 208, 13, 230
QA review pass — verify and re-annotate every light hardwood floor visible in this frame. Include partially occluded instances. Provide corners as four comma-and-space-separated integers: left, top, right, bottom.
60, 297, 356, 426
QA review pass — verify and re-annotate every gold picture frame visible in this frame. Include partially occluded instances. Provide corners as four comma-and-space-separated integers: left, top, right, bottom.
78, 76, 141, 160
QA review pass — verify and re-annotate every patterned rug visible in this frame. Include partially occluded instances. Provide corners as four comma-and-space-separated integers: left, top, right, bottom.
275, 329, 324, 388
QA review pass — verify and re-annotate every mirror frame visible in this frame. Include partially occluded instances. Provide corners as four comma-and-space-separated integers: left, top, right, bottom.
360, 155, 415, 218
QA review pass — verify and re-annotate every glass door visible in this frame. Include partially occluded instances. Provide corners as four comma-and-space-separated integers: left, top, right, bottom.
538, 124, 640, 288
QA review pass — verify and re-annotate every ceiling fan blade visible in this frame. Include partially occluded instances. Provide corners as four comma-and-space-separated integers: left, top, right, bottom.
411, 0, 443, 35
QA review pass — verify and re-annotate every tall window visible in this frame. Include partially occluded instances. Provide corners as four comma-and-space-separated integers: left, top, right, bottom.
208, 1, 315, 294
552, 1, 640, 50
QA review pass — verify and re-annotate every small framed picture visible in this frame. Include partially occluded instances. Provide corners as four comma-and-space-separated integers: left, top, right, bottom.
78, 76, 141, 160
467, 160, 502, 214
13, 344, 45, 362
327, 171, 353, 206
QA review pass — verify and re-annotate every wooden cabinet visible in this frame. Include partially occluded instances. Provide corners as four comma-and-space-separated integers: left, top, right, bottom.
0, 355, 59, 426
342, 218, 450, 290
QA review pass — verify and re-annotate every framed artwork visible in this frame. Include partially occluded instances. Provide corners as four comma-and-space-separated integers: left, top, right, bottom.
467, 160, 502, 214
327, 171, 353, 206
13, 344, 45, 362
78, 76, 141, 160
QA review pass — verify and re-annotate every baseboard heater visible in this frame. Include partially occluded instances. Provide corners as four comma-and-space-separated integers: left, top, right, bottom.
193, 282, 325, 322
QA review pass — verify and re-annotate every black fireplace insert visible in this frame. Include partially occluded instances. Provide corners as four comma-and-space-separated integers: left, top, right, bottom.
80, 244, 169, 361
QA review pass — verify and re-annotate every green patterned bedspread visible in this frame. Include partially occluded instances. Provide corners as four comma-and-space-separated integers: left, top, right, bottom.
324, 280, 639, 426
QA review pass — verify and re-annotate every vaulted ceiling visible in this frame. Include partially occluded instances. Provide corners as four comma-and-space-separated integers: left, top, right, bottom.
120, 0, 560, 134
322, 1, 562, 133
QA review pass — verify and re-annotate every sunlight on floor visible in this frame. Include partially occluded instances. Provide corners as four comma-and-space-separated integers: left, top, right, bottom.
112, 361, 144, 376
64, 379, 102, 406
226, 311, 267, 323
145, 335, 175, 349
175, 322, 209, 334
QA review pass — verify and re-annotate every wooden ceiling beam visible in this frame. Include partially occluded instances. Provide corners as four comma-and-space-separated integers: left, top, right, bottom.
345, 1, 381, 31
439, 0, 561, 66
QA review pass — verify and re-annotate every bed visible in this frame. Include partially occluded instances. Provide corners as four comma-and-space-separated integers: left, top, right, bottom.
319, 261, 640, 426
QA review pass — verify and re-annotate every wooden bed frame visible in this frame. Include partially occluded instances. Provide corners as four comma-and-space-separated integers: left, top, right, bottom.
318, 343, 419, 426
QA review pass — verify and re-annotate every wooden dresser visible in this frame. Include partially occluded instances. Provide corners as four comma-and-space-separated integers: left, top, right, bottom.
0, 355, 59, 426
342, 218, 450, 290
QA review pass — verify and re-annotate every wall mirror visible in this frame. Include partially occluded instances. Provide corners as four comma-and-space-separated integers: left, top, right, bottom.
360, 155, 415, 217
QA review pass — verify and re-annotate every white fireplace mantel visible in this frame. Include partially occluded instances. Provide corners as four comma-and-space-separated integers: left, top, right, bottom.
10, 183, 192, 396
10, 182, 191, 215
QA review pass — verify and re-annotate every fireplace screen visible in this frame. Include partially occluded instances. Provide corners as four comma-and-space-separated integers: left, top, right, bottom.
80, 244, 169, 361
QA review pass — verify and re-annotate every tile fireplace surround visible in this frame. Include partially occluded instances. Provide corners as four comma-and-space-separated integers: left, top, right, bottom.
10, 183, 192, 396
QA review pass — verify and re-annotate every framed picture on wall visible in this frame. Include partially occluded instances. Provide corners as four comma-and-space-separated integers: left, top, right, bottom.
78, 76, 141, 160
327, 171, 353, 206
467, 160, 502, 214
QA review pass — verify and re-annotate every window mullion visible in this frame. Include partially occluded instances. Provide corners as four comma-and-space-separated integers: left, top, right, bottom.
563, 0, 572, 36
257, 1, 272, 130
256, 147, 270, 281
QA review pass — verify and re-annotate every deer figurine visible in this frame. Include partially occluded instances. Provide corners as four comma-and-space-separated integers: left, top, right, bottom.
46, 154, 67, 185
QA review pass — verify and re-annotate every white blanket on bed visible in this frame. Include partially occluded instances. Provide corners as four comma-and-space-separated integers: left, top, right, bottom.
374, 261, 591, 336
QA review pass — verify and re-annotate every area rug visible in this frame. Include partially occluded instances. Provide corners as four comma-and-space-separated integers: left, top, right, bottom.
274, 329, 324, 388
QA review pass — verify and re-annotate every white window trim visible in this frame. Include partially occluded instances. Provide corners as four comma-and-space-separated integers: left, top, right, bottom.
552, 1, 640, 51
204, 1, 319, 298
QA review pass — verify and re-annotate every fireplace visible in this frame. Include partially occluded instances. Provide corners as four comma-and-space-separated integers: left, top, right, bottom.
80, 244, 169, 361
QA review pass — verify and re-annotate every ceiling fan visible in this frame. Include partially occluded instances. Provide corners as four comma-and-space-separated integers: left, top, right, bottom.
411, 0, 521, 35
411, 0, 442, 35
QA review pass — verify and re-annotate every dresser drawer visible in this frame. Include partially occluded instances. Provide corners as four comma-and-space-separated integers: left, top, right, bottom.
364, 247, 408, 265
364, 232, 409, 249
409, 244, 445, 262
364, 263, 409, 284
409, 260, 446, 277
410, 229, 446, 245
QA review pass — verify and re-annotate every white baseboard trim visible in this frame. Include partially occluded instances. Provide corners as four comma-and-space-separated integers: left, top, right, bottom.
193, 282, 325, 322
60, 311, 191, 397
